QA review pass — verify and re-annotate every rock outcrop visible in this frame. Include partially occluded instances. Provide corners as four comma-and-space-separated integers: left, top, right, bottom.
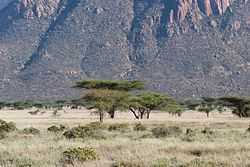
15, 0, 60, 18
171, 0, 231, 23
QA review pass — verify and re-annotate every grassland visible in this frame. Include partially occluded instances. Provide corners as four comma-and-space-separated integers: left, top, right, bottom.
0, 109, 250, 167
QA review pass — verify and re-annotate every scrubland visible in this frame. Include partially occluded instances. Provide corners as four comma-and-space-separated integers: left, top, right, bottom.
0, 109, 250, 167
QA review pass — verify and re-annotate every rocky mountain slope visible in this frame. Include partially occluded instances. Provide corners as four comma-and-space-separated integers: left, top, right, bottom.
0, 0, 249, 100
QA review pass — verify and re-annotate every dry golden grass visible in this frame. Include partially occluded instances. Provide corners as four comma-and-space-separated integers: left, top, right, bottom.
0, 108, 250, 167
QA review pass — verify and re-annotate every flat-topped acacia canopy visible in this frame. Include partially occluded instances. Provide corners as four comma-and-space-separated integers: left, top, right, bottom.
74, 80, 144, 91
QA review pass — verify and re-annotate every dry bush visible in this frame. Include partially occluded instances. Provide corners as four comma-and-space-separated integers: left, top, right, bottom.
108, 123, 130, 132
48, 125, 66, 133
151, 158, 230, 167
112, 161, 144, 167
85, 122, 107, 130
185, 158, 230, 167
0, 153, 34, 167
152, 126, 182, 138
246, 125, 250, 132
0, 132, 6, 139
181, 128, 199, 142
133, 123, 147, 131
22, 127, 40, 135
151, 158, 183, 167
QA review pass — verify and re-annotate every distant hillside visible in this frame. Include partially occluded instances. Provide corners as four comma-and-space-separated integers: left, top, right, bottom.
0, 0, 249, 100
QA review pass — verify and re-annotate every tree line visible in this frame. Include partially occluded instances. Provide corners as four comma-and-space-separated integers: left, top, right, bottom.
0, 80, 250, 122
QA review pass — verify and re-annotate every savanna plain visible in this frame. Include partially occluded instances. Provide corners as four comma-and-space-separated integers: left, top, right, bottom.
0, 109, 250, 167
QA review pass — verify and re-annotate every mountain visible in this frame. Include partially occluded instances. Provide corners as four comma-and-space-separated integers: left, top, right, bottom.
0, 0, 249, 101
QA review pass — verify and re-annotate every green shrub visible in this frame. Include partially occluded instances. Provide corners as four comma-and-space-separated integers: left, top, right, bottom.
152, 126, 182, 138
108, 123, 130, 132
62, 147, 98, 164
112, 161, 144, 167
48, 125, 66, 133
0, 119, 16, 133
133, 123, 147, 131
23, 127, 40, 135
63, 126, 105, 139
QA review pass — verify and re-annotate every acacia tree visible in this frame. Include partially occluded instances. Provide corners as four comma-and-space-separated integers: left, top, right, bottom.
128, 92, 183, 119
75, 80, 144, 122
82, 89, 130, 122
198, 97, 220, 118
185, 97, 223, 118
219, 96, 250, 118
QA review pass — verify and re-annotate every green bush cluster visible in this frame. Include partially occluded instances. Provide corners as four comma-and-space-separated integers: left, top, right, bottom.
63, 126, 94, 139
108, 123, 130, 132
22, 127, 40, 135
0, 119, 16, 138
62, 147, 98, 164
63, 126, 105, 139
152, 126, 182, 138
47, 125, 66, 133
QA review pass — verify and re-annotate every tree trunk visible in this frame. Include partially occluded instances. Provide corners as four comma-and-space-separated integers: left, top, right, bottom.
129, 107, 139, 119
99, 111, 104, 123
139, 108, 145, 119
177, 112, 182, 117
110, 112, 115, 119
109, 106, 115, 119
206, 111, 209, 118
146, 110, 151, 119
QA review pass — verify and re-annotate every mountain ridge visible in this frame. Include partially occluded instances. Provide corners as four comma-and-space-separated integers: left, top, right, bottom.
0, 0, 249, 100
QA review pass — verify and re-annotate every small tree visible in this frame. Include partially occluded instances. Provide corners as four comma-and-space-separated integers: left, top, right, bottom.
185, 97, 222, 118
198, 97, 219, 118
128, 92, 183, 119
219, 96, 250, 118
